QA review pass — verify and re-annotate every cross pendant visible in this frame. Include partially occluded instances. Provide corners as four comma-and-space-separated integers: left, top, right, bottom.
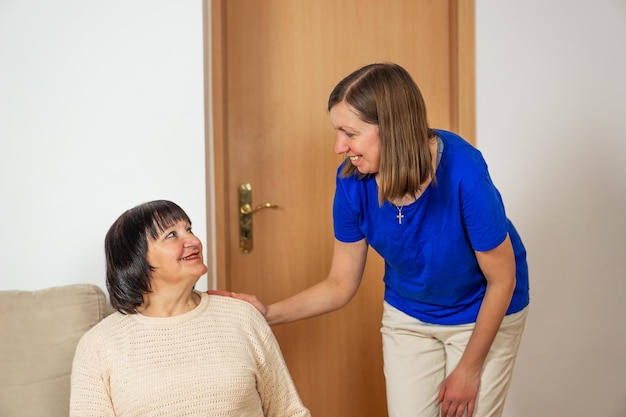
396, 211, 404, 224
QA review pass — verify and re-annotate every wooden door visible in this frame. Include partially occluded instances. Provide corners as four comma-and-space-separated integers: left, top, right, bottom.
208, 1, 474, 415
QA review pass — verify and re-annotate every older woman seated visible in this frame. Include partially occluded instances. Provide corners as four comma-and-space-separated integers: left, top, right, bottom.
70, 200, 310, 417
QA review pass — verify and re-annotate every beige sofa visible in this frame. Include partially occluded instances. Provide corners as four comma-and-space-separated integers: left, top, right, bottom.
0, 284, 113, 417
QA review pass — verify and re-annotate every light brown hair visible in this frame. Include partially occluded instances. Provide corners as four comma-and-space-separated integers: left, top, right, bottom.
328, 62, 435, 204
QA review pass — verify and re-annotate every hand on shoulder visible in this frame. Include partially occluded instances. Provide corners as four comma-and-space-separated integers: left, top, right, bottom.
206, 290, 268, 318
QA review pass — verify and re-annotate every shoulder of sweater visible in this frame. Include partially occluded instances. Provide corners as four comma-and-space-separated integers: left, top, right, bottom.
74, 311, 129, 349
205, 294, 269, 325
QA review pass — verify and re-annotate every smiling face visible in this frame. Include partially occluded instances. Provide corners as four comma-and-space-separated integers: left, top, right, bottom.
330, 101, 381, 175
146, 220, 208, 287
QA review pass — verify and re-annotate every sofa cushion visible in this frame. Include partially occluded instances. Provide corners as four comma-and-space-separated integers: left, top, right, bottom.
0, 284, 112, 417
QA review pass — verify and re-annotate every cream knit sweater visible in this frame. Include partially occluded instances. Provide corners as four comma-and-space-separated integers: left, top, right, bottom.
70, 292, 311, 417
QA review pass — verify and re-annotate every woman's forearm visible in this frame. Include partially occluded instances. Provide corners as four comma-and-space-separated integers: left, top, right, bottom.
456, 279, 515, 374
458, 236, 517, 373
266, 277, 356, 325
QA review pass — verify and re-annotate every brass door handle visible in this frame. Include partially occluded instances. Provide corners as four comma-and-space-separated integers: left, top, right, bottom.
238, 183, 279, 253
240, 202, 278, 215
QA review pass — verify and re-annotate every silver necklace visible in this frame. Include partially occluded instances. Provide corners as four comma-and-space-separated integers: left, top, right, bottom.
394, 204, 404, 224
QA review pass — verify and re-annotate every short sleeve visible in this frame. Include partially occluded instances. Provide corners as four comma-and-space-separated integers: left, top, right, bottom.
460, 171, 509, 252
333, 171, 365, 243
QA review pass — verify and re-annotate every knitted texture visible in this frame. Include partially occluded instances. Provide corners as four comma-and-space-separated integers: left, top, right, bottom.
70, 292, 310, 417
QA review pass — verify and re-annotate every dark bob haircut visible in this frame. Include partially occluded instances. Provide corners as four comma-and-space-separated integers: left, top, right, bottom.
104, 200, 191, 314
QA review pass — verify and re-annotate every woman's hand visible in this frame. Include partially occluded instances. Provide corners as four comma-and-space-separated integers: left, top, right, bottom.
437, 366, 480, 417
206, 290, 268, 317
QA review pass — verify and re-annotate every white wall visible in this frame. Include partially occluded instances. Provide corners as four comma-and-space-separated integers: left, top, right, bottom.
476, 1, 626, 416
0, 0, 209, 292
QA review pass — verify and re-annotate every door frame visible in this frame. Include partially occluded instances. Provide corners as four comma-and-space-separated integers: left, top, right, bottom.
205, 0, 475, 289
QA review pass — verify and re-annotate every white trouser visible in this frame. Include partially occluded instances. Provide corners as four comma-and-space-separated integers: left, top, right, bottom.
381, 302, 528, 417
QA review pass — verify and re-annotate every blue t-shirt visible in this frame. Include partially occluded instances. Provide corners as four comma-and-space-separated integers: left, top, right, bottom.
333, 129, 529, 325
